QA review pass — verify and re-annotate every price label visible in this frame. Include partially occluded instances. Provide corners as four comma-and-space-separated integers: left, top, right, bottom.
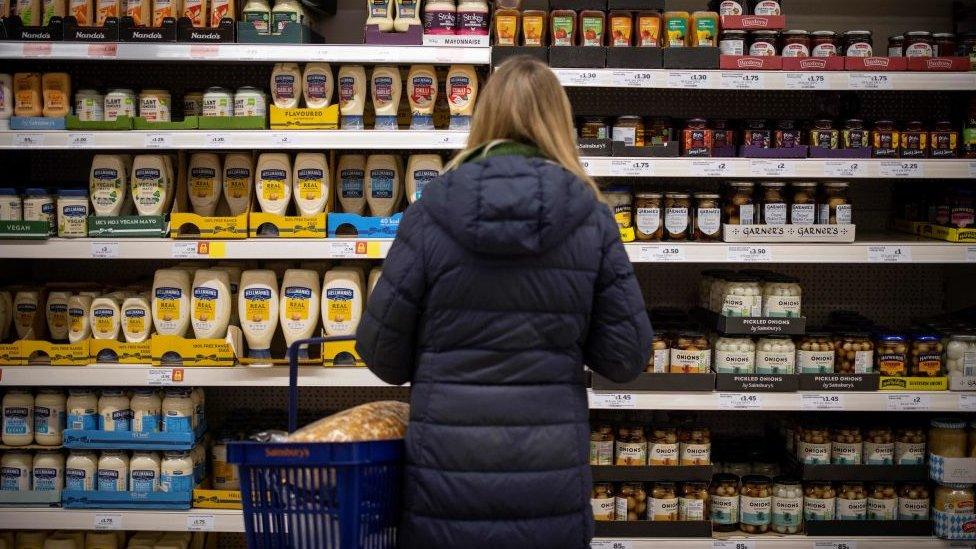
886, 394, 932, 411
68, 133, 96, 147
94, 513, 123, 530
329, 241, 360, 258
555, 70, 607, 87
609, 159, 652, 177
438, 132, 467, 146
814, 542, 858, 549
13, 134, 44, 148
721, 72, 764, 90
784, 72, 828, 90
21, 43, 52, 57
727, 245, 772, 262
868, 245, 912, 263
144, 133, 172, 149
580, 158, 592, 171
611, 70, 657, 88
849, 73, 892, 90
186, 514, 215, 532
171, 241, 205, 259
968, 161, 976, 178
189, 44, 219, 59
691, 160, 731, 177
713, 541, 756, 549
88, 43, 117, 57
272, 132, 295, 146
206, 133, 231, 148
591, 540, 633, 549
90, 241, 119, 258
749, 160, 796, 177
824, 161, 861, 178
148, 368, 184, 385
667, 71, 712, 89
967, 247, 976, 263
637, 245, 686, 262
960, 393, 976, 411
590, 393, 637, 409
802, 393, 845, 410
879, 160, 924, 178
718, 393, 763, 410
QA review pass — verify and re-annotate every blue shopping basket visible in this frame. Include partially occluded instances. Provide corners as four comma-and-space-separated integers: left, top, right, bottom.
226, 337, 404, 549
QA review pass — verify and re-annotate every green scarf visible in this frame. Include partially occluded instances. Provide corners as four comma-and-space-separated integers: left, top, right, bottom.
460, 140, 546, 165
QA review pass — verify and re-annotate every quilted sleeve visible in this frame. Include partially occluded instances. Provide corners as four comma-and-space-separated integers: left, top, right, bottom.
355, 203, 428, 386
583, 208, 654, 382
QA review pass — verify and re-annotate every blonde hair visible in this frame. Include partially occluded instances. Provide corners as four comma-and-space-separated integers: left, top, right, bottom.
446, 56, 600, 197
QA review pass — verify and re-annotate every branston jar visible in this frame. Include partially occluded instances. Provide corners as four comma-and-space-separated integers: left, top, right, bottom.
749, 30, 779, 56
720, 29, 747, 55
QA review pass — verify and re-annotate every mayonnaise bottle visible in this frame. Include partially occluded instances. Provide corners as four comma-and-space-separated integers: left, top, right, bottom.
208, 0, 232, 25
33, 388, 65, 446
365, 154, 401, 217
89, 296, 121, 341
98, 389, 131, 432
129, 451, 160, 493
279, 269, 319, 358
152, 269, 191, 337
45, 290, 70, 341
13, 290, 42, 340
270, 63, 301, 109
190, 269, 231, 339
1, 451, 32, 491
406, 65, 437, 130
125, 0, 149, 26
365, 0, 392, 31
187, 153, 222, 217
239, 269, 279, 359
293, 153, 328, 216
67, 389, 98, 430
65, 450, 97, 490
130, 388, 161, 433
214, 263, 242, 327
181, 0, 205, 27
97, 451, 129, 492
446, 64, 478, 130
241, 0, 269, 32
255, 153, 292, 215
32, 450, 64, 491
0, 290, 12, 341
2, 389, 33, 446
67, 294, 93, 343
69, 0, 93, 25
131, 154, 172, 217
370, 65, 401, 130
161, 389, 193, 433
160, 451, 194, 493
337, 65, 366, 130
121, 295, 152, 343
222, 153, 253, 217
322, 267, 364, 337
336, 155, 366, 215
302, 63, 333, 109
405, 154, 442, 203
393, 0, 419, 31
367, 267, 382, 298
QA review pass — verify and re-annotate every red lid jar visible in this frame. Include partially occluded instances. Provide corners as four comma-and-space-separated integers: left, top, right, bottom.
811, 31, 837, 57
843, 30, 873, 57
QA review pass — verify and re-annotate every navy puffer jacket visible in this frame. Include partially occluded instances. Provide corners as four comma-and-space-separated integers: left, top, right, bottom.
356, 150, 653, 549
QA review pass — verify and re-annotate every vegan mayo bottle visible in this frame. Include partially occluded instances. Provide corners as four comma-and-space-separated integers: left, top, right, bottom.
279, 269, 319, 358
89, 296, 121, 340
45, 290, 70, 341
89, 154, 129, 217
239, 270, 279, 359
131, 154, 172, 217
370, 65, 401, 130
121, 295, 152, 343
152, 269, 191, 337
322, 267, 364, 337
190, 269, 231, 339
256, 153, 292, 215
406, 64, 437, 130
222, 152, 253, 216
302, 63, 333, 109
187, 153, 222, 217
337, 155, 366, 215
365, 154, 401, 217
293, 152, 329, 216
337, 65, 366, 129
67, 294, 92, 343
405, 154, 442, 203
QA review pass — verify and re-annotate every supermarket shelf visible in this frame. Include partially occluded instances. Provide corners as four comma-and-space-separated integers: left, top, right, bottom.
0, 41, 491, 64
581, 157, 976, 179
0, 130, 467, 150
0, 508, 245, 532
588, 390, 973, 412
593, 537, 967, 548
554, 68, 976, 91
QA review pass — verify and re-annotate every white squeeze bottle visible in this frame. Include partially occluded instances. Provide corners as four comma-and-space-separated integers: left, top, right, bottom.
393, 0, 419, 31
13, 290, 42, 340
67, 294, 92, 343
370, 65, 401, 131
239, 269, 279, 359
367, 267, 382, 298
270, 63, 301, 109
89, 296, 121, 340
302, 63, 333, 109
215, 263, 242, 326
406, 154, 442, 203
271, 0, 302, 33
0, 290, 11, 341
152, 269, 191, 337
222, 153, 253, 216
45, 290, 70, 342
446, 64, 478, 130
365, 0, 392, 31
256, 153, 292, 215
322, 267, 364, 337
131, 154, 172, 217
121, 295, 152, 343
406, 64, 437, 130
293, 153, 329, 216
190, 269, 231, 339
365, 154, 401, 217
240, 0, 269, 32
336, 155, 366, 214
337, 65, 366, 130
279, 269, 319, 359
187, 153, 222, 216
90, 154, 129, 217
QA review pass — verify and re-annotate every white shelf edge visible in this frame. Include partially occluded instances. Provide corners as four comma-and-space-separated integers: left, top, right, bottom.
588, 390, 970, 412
582, 157, 976, 179
594, 536, 963, 548
0, 507, 245, 532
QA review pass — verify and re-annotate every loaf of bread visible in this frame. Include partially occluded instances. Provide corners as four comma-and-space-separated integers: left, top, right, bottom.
287, 401, 410, 442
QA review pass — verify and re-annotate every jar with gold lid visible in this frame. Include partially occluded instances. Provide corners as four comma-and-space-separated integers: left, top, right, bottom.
710, 474, 740, 531
592, 482, 616, 521
615, 423, 648, 465
929, 418, 967, 457
589, 423, 614, 465
693, 192, 721, 241
724, 181, 756, 225
635, 192, 664, 241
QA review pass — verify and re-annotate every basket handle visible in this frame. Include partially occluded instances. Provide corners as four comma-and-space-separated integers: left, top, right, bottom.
287, 336, 353, 433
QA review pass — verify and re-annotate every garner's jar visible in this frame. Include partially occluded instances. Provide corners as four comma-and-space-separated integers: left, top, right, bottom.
664, 192, 691, 241
635, 192, 664, 241
818, 181, 852, 225
759, 181, 787, 225
693, 192, 722, 242
790, 182, 817, 224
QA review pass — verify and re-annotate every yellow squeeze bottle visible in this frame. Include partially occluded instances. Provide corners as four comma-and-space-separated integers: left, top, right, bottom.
690, 11, 717, 47
663, 10, 688, 47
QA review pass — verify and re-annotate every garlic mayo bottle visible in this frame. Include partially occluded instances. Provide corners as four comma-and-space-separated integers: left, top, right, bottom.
337, 65, 366, 130
89, 296, 121, 340
370, 65, 401, 130
293, 152, 328, 216
152, 269, 191, 337
365, 0, 392, 30
336, 155, 366, 214
270, 63, 301, 109
90, 154, 129, 217
239, 269, 279, 359
131, 154, 172, 217
67, 294, 92, 343
302, 63, 333, 109
279, 269, 319, 358
365, 154, 400, 217
187, 153, 222, 216
45, 291, 70, 342
222, 153, 253, 216
406, 64, 437, 130
322, 267, 364, 337
190, 269, 231, 339
405, 154, 442, 203
121, 295, 152, 343
256, 153, 292, 215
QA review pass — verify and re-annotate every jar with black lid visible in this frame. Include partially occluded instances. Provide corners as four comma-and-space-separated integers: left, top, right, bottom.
581, 117, 609, 140
888, 35, 905, 57
901, 121, 928, 158
635, 192, 664, 241
931, 121, 959, 158
693, 192, 722, 242
759, 182, 787, 225
720, 29, 748, 56
775, 120, 802, 148
645, 118, 672, 147
842, 119, 868, 149
905, 31, 934, 58
713, 119, 734, 149
749, 30, 779, 56
613, 116, 644, 147
664, 192, 691, 241
843, 30, 873, 57
789, 182, 817, 225
809, 119, 839, 150
724, 181, 756, 225
781, 30, 810, 57
811, 31, 837, 57
872, 120, 900, 158
683, 119, 713, 157
934, 33, 957, 57
743, 120, 771, 149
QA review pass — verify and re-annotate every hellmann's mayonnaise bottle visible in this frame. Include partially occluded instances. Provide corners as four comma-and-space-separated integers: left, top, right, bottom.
90, 154, 129, 217
367, 267, 382, 299
302, 63, 333, 109
239, 269, 279, 359
293, 152, 328, 216
270, 63, 301, 109
406, 64, 437, 130
370, 65, 401, 130
337, 65, 366, 130
446, 64, 478, 130
89, 296, 121, 341
405, 154, 443, 204
321, 267, 364, 337
152, 269, 191, 337
255, 153, 292, 215
45, 290, 70, 342
222, 152, 253, 217
279, 269, 319, 359
130, 154, 173, 217
67, 294, 92, 343
365, 154, 401, 217
0, 290, 12, 342
190, 269, 231, 339
336, 154, 366, 215
13, 290, 43, 340
121, 295, 152, 343
187, 153, 223, 216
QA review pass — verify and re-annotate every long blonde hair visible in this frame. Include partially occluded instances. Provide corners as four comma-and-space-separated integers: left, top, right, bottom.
446, 56, 600, 197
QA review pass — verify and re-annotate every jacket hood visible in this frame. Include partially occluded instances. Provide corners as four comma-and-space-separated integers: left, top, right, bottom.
422, 155, 599, 256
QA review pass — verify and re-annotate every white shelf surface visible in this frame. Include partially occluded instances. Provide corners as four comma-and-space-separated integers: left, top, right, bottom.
1, 236, 971, 264
0, 507, 245, 532
0, 365, 389, 387
594, 537, 968, 548
0, 41, 491, 64
554, 68, 976, 91
582, 157, 976, 179
0, 130, 468, 150
588, 390, 972, 412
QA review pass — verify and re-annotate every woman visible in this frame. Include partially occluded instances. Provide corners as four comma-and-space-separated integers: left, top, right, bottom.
356, 56, 653, 549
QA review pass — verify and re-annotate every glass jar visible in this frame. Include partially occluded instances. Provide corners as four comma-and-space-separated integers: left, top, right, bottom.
904, 31, 934, 57
934, 483, 975, 515
789, 182, 817, 225
720, 29, 747, 56
649, 482, 679, 521
714, 336, 756, 374
682, 118, 713, 157
831, 426, 863, 465
615, 482, 648, 521
781, 30, 810, 57
693, 192, 721, 242
901, 121, 928, 158
872, 120, 900, 158
811, 30, 838, 57
634, 193, 662, 244
946, 333, 976, 377
720, 275, 762, 317
809, 119, 839, 150
713, 119, 734, 149
724, 181, 756, 225
615, 424, 648, 465
843, 30, 873, 57
604, 186, 633, 232
910, 333, 945, 377
771, 477, 803, 534
590, 423, 614, 465
756, 336, 796, 374
700, 269, 734, 309
818, 181, 852, 225
929, 418, 968, 458
836, 482, 868, 520
647, 333, 670, 373
934, 33, 957, 57
679, 425, 711, 465
644, 118, 672, 147
863, 427, 894, 465
842, 119, 869, 149
740, 475, 772, 534
888, 35, 905, 57
867, 482, 898, 520
613, 115, 644, 147
931, 120, 959, 158
797, 331, 836, 374
679, 482, 709, 520
804, 481, 836, 521
762, 275, 802, 318
710, 474, 740, 531
749, 30, 780, 56
898, 483, 931, 520
592, 482, 616, 521
649, 426, 679, 465
759, 182, 787, 225
670, 331, 711, 373
875, 333, 909, 377
895, 427, 927, 465
743, 119, 771, 149
774, 120, 802, 148
664, 192, 691, 241
581, 117, 609, 140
